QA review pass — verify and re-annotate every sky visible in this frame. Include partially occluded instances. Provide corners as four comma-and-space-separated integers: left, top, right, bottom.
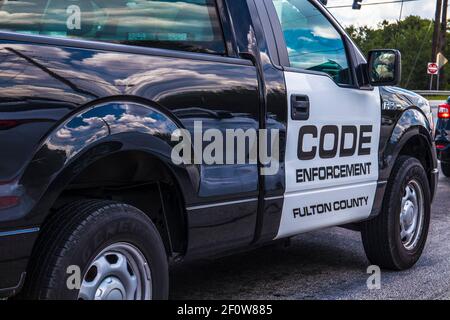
326, 0, 436, 28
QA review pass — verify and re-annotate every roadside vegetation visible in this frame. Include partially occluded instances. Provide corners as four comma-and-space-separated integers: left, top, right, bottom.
346, 16, 449, 91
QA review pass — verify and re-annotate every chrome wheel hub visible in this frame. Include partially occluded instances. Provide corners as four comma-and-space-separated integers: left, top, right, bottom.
400, 180, 424, 250
78, 242, 152, 300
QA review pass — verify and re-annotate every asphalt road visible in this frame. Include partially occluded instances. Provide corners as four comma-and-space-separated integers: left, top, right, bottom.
170, 101, 450, 300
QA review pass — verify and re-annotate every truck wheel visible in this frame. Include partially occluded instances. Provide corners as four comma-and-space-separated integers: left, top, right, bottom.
361, 156, 430, 270
441, 162, 450, 177
21, 200, 169, 300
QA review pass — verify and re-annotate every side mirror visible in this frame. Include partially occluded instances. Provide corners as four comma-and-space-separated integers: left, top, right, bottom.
367, 49, 401, 86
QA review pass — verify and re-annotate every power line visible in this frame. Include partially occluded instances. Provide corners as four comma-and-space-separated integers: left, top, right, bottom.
398, 0, 405, 21
395, 0, 404, 46
327, 0, 422, 9
405, 20, 433, 87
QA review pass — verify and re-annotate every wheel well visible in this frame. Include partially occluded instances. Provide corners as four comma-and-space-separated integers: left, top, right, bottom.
49, 151, 187, 259
398, 134, 434, 192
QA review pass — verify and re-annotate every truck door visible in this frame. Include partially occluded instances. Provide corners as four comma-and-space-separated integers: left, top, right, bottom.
266, 0, 381, 238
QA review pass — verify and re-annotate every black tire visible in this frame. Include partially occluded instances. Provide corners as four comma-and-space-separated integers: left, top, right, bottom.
361, 156, 431, 270
21, 200, 169, 300
441, 162, 450, 177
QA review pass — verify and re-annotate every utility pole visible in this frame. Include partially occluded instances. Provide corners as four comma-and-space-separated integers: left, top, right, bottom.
431, 0, 443, 90
438, 0, 448, 90
440, 0, 448, 48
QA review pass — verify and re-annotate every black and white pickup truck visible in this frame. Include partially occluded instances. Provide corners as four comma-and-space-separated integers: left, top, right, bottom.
0, 0, 438, 300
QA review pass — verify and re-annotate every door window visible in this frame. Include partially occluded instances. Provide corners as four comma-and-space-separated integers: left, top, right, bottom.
272, 0, 352, 85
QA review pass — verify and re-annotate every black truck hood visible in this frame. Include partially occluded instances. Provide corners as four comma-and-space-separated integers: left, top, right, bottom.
379, 86, 431, 115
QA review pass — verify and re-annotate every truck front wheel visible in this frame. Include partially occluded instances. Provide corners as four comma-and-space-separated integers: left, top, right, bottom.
21, 200, 169, 300
361, 156, 431, 270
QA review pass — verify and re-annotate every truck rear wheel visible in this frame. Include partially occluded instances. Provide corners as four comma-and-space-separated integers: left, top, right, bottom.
441, 162, 450, 177
21, 200, 169, 300
361, 156, 431, 270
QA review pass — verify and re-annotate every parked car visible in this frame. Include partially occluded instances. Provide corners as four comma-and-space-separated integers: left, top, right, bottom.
0, 0, 437, 300
435, 97, 450, 176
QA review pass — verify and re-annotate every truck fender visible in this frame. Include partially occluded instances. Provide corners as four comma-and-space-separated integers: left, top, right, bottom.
369, 107, 437, 218
14, 98, 196, 225
381, 108, 434, 181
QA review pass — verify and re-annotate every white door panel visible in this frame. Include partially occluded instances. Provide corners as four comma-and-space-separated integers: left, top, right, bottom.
276, 72, 381, 239
279, 182, 377, 237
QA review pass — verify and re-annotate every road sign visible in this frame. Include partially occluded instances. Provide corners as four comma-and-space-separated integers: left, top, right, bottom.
437, 52, 448, 68
428, 63, 439, 75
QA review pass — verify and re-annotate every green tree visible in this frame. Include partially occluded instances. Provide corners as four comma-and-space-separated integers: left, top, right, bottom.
346, 16, 448, 90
